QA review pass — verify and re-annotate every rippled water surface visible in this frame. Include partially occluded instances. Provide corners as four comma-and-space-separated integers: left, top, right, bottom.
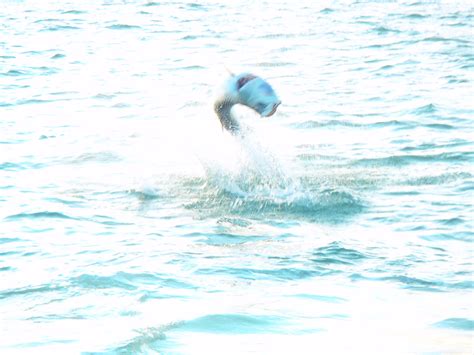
1, 1, 473, 354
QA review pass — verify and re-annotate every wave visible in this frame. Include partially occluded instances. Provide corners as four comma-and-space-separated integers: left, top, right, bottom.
110, 314, 285, 354
111, 325, 170, 354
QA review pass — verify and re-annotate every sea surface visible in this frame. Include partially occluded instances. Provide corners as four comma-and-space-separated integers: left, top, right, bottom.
1, 0, 473, 354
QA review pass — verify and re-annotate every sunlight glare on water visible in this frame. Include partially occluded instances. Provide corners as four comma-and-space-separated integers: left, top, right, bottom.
1, 0, 473, 354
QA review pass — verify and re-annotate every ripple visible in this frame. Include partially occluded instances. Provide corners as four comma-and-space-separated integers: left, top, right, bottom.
175, 65, 205, 70
143, 2, 161, 6
130, 189, 161, 200
258, 33, 298, 39
403, 172, 472, 186
255, 61, 295, 67
439, 217, 465, 226
293, 293, 347, 303
0, 161, 46, 171
0, 284, 63, 300
34, 18, 61, 24
351, 274, 474, 292
422, 36, 470, 44
404, 13, 428, 20
422, 230, 467, 242
181, 35, 200, 40
66, 151, 123, 164
293, 119, 412, 130
311, 242, 367, 265
72, 272, 195, 291
0, 237, 22, 243
72, 274, 137, 291
51, 53, 66, 59
320, 8, 334, 14
424, 123, 455, 130
196, 266, 336, 281
2, 69, 27, 77
3, 66, 58, 78
15, 98, 52, 105
401, 141, 470, 152
178, 314, 285, 334
354, 152, 473, 167
411, 103, 437, 115
184, 231, 267, 245
111, 326, 169, 353
350, 273, 442, 292
433, 318, 474, 331
373, 26, 401, 35
44, 197, 85, 207
106, 24, 142, 30
61, 10, 87, 15
41, 25, 80, 32
4, 211, 77, 221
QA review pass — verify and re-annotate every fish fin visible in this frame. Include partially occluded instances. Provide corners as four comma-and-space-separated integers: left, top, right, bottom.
224, 65, 235, 77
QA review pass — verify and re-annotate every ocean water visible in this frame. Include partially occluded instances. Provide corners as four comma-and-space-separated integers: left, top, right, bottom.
1, 0, 473, 353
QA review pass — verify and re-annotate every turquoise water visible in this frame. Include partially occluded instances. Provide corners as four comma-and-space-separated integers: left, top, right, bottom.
1, 1, 473, 353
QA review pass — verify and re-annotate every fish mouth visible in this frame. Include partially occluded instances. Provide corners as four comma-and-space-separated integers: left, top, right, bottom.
263, 101, 281, 117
